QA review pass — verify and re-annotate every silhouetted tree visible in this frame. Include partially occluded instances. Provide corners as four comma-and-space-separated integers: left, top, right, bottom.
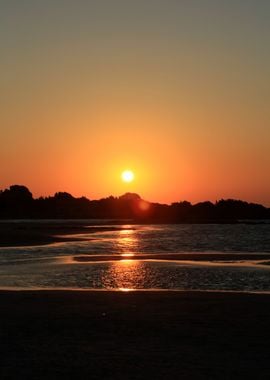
0, 185, 269, 221
0, 185, 33, 218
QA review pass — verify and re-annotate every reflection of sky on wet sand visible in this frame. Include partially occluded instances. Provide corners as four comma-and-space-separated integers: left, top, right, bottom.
101, 260, 148, 290
116, 226, 138, 255
2, 257, 270, 292
104, 227, 140, 290
61, 225, 270, 291
2, 224, 270, 291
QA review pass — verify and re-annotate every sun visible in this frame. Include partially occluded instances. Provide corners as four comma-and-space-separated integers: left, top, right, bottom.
121, 170, 134, 183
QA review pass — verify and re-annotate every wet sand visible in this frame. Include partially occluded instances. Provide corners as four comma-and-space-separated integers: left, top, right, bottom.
1, 290, 270, 379
0, 221, 131, 247
1, 221, 270, 263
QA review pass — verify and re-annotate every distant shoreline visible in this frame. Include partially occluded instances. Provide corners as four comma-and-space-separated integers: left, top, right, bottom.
0, 221, 133, 247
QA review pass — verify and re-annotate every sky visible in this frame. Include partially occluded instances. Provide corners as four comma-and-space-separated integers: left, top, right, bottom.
0, 0, 269, 205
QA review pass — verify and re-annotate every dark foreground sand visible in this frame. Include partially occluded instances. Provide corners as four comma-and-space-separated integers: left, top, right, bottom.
1, 291, 270, 380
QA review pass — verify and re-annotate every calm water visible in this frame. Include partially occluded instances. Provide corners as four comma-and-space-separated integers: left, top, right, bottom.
1, 222, 270, 292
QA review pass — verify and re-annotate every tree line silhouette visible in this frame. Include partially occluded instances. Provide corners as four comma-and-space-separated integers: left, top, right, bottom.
0, 185, 269, 222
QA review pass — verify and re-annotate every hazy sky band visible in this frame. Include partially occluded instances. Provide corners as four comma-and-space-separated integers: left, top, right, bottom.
1, 1, 269, 205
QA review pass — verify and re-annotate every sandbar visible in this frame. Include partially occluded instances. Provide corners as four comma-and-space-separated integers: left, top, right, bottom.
0, 221, 131, 247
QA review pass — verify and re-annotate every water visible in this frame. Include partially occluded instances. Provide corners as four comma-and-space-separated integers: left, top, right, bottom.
1, 222, 270, 292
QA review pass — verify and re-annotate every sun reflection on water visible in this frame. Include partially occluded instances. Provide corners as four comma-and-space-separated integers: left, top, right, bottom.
118, 287, 133, 292
117, 226, 138, 255
101, 259, 147, 290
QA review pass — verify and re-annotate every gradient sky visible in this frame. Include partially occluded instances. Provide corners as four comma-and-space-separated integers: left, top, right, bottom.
1, 0, 269, 205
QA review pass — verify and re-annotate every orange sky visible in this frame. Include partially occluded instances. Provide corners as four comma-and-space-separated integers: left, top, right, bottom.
0, 1, 269, 206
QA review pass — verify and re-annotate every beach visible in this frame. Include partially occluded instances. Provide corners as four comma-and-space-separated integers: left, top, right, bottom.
1, 221, 270, 378
1, 221, 270, 264
1, 290, 270, 379
0, 221, 130, 247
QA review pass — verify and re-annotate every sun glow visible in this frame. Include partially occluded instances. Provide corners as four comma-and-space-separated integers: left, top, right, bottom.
121, 170, 134, 183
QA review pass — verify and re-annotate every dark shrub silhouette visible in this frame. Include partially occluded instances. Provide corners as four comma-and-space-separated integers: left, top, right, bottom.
0, 185, 269, 221
0, 185, 33, 218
